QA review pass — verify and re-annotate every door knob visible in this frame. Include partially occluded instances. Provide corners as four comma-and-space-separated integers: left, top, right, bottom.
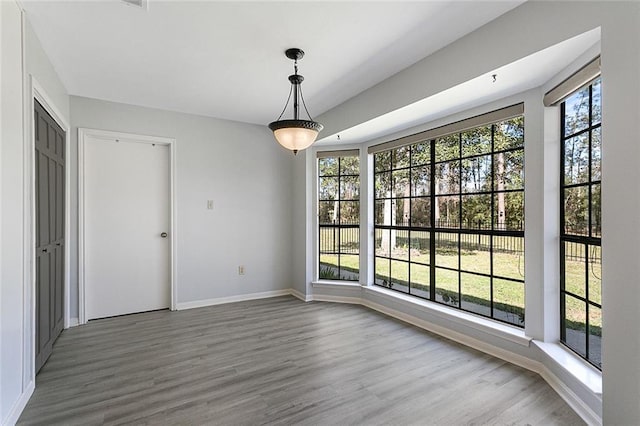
160, 232, 168, 238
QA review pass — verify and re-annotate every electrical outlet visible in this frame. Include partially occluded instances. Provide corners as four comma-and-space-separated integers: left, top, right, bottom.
238, 265, 245, 275
207, 200, 214, 210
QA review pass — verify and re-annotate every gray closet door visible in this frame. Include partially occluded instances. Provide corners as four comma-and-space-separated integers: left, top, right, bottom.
35, 100, 65, 373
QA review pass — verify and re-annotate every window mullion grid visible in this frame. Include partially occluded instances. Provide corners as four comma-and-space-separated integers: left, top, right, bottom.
457, 133, 462, 308
560, 101, 567, 341
430, 139, 436, 301
407, 147, 413, 294
490, 124, 496, 320
337, 158, 341, 277
585, 86, 594, 362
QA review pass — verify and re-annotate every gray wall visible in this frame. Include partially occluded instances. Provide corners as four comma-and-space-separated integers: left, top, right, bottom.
1, 6, 71, 423
1, 2, 27, 422
70, 96, 294, 313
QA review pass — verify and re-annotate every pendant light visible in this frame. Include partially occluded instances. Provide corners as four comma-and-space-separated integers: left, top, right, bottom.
269, 48, 323, 155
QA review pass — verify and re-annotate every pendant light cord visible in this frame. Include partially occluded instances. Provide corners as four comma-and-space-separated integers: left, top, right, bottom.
273, 56, 315, 122
275, 84, 293, 121
298, 85, 315, 121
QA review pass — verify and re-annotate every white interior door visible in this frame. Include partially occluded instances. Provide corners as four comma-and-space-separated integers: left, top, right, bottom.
83, 135, 170, 320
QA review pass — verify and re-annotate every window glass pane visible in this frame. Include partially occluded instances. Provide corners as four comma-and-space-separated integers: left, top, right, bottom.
494, 191, 524, 231
411, 165, 430, 196
340, 201, 359, 225
318, 177, 338, 200
375, 172, 391, 199
390, 260, 409, 293
461, 273, 491, 317
435, 135, 459, 162
588, 306, 602, 368
338, 254, 359, 281
340, 176, 359, 200
394, 198, 409, 227
376, 229, 390, 257
435, 232, 458, 268
494, 150, 524, 191
435, 161, 460, 194
375, 257, 390, 287
374, 200, 385, 226
461, 126, 491, 157
339, 228, 359, 254
592, 127, 601, 181
435, 195, 459, 228
494, 117, 524, 150
462, 194, 491, 230
319, 254, 338, 280
494, 279, 525, 327
564, 241, 586, 299
564, 86, 590, 136
318, 201, 337, 225
589, 244, 602, 305
410, 263, 430, 299
564, 294, 587, 357
435, 268, 459, 307
564, 133, 589, 185
319, 227, 337, 252
318, 157, 338, 176
375, 151, 391, 172
391, 230, 409, 261
592, 78, 601, 125
411, 142, 430, 166
393, 169, 410, 198
591, 183, 601, 238
564, 186, 589, 236
493, 236, 524, 281
410, 230, 430, 263
340, 156, 359, 176
461, 155, 491, 193
460, 236, 491, 275
393, 146, 410, 169
410, 198, 431, 228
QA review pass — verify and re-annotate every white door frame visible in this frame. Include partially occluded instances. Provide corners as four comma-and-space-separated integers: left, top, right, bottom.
78, 128, 177, 324
25, 76, 72, 388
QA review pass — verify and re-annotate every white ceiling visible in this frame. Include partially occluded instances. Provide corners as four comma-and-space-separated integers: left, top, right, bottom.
21, 0, 527, 126
317, 28, 601, 145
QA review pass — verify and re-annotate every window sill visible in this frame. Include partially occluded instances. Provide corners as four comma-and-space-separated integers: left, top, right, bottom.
534, 340, 602, 396
363, 285, 531, 347
312, 280, 362, 288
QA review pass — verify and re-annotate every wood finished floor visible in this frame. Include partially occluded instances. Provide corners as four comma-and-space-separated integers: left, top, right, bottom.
19, 296, 584, 425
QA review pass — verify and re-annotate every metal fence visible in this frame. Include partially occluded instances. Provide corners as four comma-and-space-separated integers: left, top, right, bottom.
564, 242, 602, 264
319, 225, 359, 254
380, 232, 523, 255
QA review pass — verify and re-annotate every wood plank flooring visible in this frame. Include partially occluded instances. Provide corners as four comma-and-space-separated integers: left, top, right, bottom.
18, 296, 584, 425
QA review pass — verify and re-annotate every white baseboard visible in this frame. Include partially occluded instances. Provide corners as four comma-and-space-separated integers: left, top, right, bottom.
289, 289, 312, 302
538, 365, 602, 426
361, 298, 539, 373
3, 380, 35, 426
67, 317, 79, 328
310, 294, 361, 305
175, 289, 292, 310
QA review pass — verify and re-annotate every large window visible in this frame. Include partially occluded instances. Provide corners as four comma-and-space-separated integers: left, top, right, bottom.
318, 152, 360, 281
373, 111, 525, 327
560, 77, 602, 369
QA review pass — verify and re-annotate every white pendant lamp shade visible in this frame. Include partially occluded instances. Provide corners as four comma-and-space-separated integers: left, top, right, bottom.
268, 48, 323, 155
273, 127, 319, 152
269, 118, 324, 152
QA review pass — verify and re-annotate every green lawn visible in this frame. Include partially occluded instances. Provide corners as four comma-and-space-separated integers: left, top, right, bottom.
320, 244, 601, 334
